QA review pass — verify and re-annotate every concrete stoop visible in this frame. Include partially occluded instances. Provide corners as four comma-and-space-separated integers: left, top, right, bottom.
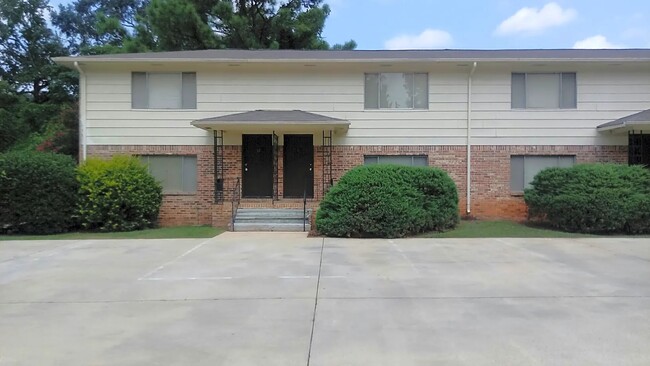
233, 208, 311, 232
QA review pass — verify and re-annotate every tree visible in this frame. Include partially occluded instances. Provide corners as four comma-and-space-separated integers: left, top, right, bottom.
52, 0, 148, 54
53, 0, 356, 53
0, 0, 72, 103
145, 0, 218, 51
211, 0, 346, 50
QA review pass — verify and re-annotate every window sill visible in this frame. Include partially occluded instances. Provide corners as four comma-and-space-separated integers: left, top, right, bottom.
163, 191, 197, 196
511, 191, 525, 197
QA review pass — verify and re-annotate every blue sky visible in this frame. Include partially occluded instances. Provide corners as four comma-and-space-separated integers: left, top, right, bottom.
323, 0, 650, 49
47, 0, 650, 49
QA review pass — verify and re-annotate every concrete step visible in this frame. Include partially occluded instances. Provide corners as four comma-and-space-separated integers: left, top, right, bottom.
233, 222, 311, 232
235, 217, 308, 223
233, 208, 312, 232
236, 209, 311, 220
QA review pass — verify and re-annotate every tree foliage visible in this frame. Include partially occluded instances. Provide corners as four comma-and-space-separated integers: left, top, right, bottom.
52, 0, 356, 53
1, 0, 354, 156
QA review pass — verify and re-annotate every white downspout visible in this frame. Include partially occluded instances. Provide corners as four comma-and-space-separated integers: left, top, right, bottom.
466, 62, 477, 216
73, 61, 87, 161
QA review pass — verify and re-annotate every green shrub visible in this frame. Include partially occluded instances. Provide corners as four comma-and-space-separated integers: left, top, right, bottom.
316, 165, 459, 238
77, 155, 163, 232
525, 163, 650, 234
0, 151, 78, 234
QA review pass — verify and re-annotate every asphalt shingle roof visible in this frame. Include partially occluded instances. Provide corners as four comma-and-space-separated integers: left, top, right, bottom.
598, 109, 650, 130
192, 110, 347, 124
55, 49, 650, 63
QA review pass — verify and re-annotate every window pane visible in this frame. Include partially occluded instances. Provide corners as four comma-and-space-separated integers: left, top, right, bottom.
510, 156, 524, 192
148, 73, 182, 109
558, 155, 576, 167
412, 156, 428, 166
526, 73, 560, 108
181, 156, 197, 192
182, 72, 197, 109
365, 155, 428, 166
523, 156, 555, 188
511, 73, 526, 108
144, 156, 183, 192
364, 156, 378, 165
523, 155, 576, 189
380, 73, 413, 109
364, 74, 379, 109
131, 72, 148, 108
413, 73, 428, 109
378, 155, 414, 165
560, 72, 577, 109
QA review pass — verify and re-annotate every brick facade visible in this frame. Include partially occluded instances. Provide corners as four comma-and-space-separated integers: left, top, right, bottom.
87, 143, 627, 228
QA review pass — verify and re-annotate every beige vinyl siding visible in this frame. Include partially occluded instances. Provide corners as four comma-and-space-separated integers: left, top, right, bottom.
84, 65, 648, 146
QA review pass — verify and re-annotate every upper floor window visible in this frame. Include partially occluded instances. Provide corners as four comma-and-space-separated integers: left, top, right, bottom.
364, 73, 428, 110
511, 73, 576, 109
132, 72, 196, 109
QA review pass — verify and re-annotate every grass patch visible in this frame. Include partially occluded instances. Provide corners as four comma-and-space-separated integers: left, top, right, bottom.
0, 226, 224, 240
418, 220, 597, 238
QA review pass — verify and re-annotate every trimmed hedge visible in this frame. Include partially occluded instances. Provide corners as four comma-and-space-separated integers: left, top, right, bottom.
0, 151, 79, 234
77, 155, 163, 232
525, 163, 650, 234
316, 165, 459, 238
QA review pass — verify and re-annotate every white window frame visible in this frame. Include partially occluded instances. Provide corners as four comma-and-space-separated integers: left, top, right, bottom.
511, 72, 577, 110
131, 72, 196, 110
364, 72, 429, 110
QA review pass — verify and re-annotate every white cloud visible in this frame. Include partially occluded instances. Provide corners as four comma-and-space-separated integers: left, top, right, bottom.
384, 29, 453, 50
573, 35, 626, 49
495, 2, 577, 36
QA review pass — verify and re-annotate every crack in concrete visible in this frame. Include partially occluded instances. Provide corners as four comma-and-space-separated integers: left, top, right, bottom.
306, 237, 325, 366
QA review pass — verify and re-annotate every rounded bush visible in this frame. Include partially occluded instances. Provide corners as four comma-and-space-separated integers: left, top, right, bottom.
316, 165, 459, 238
77, 155, 163, 232
0, 151, 78, 234
524, 163, 650, 234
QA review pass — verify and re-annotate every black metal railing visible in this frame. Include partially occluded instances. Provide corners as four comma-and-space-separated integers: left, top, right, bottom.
303, 181, 307, 232
231, 177, 241, 231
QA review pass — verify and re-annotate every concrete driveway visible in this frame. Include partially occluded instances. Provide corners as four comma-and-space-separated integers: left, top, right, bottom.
1, 233, 649, 365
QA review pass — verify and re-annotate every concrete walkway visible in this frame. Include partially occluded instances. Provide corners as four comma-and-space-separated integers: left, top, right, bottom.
1, 233, 649, 365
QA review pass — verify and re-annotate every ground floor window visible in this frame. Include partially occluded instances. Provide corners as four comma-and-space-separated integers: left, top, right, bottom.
510, 155, 575, 193
140, 155, 197, 193
364, 155, 428, 167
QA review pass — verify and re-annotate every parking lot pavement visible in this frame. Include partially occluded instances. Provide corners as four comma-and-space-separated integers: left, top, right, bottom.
1, 234, 649, 365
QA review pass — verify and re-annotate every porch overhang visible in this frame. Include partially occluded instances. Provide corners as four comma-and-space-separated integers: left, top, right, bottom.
191, 110, 349, 133
597, 109, 650, 133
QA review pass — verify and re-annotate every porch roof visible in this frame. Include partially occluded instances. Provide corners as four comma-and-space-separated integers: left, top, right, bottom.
191, 110, 349, 132
598, 109, 650, 133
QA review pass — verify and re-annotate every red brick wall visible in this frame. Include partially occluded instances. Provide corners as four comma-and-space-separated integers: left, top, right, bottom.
87, 145, 215, 227
469, 145, 627, 219
88, 144, 627, 227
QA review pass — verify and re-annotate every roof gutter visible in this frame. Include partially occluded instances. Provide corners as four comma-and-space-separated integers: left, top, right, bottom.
73, 61, 87, 161
466, 61, 477, 216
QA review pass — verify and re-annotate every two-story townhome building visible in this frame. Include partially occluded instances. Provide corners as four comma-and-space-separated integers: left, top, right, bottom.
54, 49, 650, 229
